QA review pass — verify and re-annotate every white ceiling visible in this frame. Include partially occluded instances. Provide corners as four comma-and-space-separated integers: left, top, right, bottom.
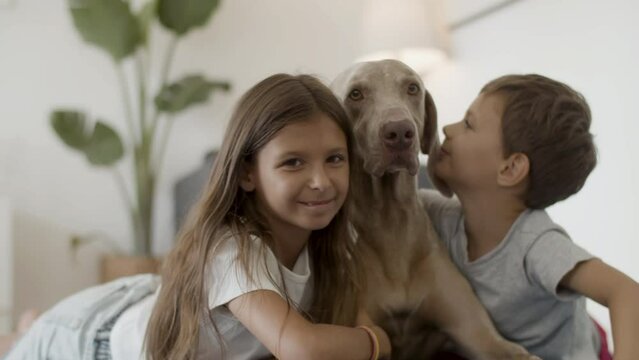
446, 0, 519, 28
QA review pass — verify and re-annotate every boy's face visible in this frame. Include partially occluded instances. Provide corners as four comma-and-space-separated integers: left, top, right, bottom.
434, 92, 506, 193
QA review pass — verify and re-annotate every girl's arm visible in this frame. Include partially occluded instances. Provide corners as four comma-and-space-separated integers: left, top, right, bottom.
560, 258, 639, 360
228, 290, 391, 360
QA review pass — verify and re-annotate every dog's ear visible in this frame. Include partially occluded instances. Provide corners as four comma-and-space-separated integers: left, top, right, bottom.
420, 90, 438, 155
422, 90, 453, 197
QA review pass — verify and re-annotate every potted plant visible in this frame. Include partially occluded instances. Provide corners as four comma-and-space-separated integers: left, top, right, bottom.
50, 0, 230, 282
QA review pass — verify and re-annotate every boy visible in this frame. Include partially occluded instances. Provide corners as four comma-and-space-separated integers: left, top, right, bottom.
421, 74, 639, 359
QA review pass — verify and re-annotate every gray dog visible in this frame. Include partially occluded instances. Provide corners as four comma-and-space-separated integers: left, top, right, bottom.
332, 60, 537, 360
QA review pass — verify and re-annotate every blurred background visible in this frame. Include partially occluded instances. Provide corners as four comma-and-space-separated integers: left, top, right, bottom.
1, 0, 637, 344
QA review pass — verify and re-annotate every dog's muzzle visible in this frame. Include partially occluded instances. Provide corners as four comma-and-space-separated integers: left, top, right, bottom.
379, 120, 419, 175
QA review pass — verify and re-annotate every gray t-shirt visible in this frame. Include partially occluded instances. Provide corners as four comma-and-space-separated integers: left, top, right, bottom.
419, 189, 601, 360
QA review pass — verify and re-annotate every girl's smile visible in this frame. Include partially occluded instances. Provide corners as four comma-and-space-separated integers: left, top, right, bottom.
241, 112, 349, 247
298, 198, 335, 208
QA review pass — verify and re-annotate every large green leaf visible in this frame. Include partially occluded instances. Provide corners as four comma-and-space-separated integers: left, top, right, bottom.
157, 0, 220, 36
69, 0, 142, 61
50, 110, 91, 150
154, 75, 230, 114
85, 121, 125, 166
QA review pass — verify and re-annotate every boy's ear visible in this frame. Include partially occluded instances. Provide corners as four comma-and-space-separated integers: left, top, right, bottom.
498, 152, 529, 187
239, 161, 256, 192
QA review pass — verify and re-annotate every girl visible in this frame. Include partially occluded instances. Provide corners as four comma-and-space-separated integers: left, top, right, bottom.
3, 74, 391, 359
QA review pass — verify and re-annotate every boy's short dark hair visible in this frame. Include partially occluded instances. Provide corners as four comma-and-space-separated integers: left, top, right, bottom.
481, 74, 597, 209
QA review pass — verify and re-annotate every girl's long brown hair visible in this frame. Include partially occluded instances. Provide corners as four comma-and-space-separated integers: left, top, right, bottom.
145, 74, 360, 359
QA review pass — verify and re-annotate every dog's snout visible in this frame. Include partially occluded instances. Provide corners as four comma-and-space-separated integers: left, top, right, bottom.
381, 120, 415, 151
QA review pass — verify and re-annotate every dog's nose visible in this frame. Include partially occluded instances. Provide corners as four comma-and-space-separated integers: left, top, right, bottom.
381, 120, 414, 151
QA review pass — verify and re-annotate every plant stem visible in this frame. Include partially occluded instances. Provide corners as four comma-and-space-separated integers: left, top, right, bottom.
116, 60, 152, 254
113, 167, 143, 254
159, 35, 178, 101
133, 144, 154, 255
148, 35, 178, 157
135, 50, 148, 137
112, 167, 134, 211
153, 114, 175, 180
115, 63, 138, 145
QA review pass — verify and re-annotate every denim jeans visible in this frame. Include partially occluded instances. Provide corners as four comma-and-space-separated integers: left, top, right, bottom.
4, 274, 159, 360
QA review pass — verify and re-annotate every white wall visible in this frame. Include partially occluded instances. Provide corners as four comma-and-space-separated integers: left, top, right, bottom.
424, 0, 639, 333
0, 0, 637, 336
0, 0, 373, 323
0, 198, 11, 333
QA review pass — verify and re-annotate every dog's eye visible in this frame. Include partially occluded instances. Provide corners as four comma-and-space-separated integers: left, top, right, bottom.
348, 89, 363, 101
407, 83, 420, 95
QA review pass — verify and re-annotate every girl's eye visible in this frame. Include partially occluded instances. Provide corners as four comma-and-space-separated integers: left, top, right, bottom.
327, 154, 346, 164
282, 158, 303, 168
348, 89, 363, 101
463, 118, 472, 129
407, 83, 420, 95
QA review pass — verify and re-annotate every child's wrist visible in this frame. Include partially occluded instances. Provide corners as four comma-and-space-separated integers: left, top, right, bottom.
368, 325, 391, 359
357, 325, 380, 360
374, 325, 392, 359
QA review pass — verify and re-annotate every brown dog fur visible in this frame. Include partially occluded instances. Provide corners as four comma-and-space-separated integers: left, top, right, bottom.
332, 60, 537, 360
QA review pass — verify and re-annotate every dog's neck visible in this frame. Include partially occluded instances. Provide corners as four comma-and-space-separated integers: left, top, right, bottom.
351, 164, 419, 209
349, 160, 434, 281
349, 160, 424, 238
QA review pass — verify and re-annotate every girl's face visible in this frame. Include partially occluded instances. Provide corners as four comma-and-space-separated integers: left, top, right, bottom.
241, 113, 349, 243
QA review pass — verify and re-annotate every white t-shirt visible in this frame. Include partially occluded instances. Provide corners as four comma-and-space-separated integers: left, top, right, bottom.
110, 233, 313, 360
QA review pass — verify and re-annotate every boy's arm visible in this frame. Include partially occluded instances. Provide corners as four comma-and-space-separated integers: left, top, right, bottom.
560, 259, 639, 360
228, 289, 391, 360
